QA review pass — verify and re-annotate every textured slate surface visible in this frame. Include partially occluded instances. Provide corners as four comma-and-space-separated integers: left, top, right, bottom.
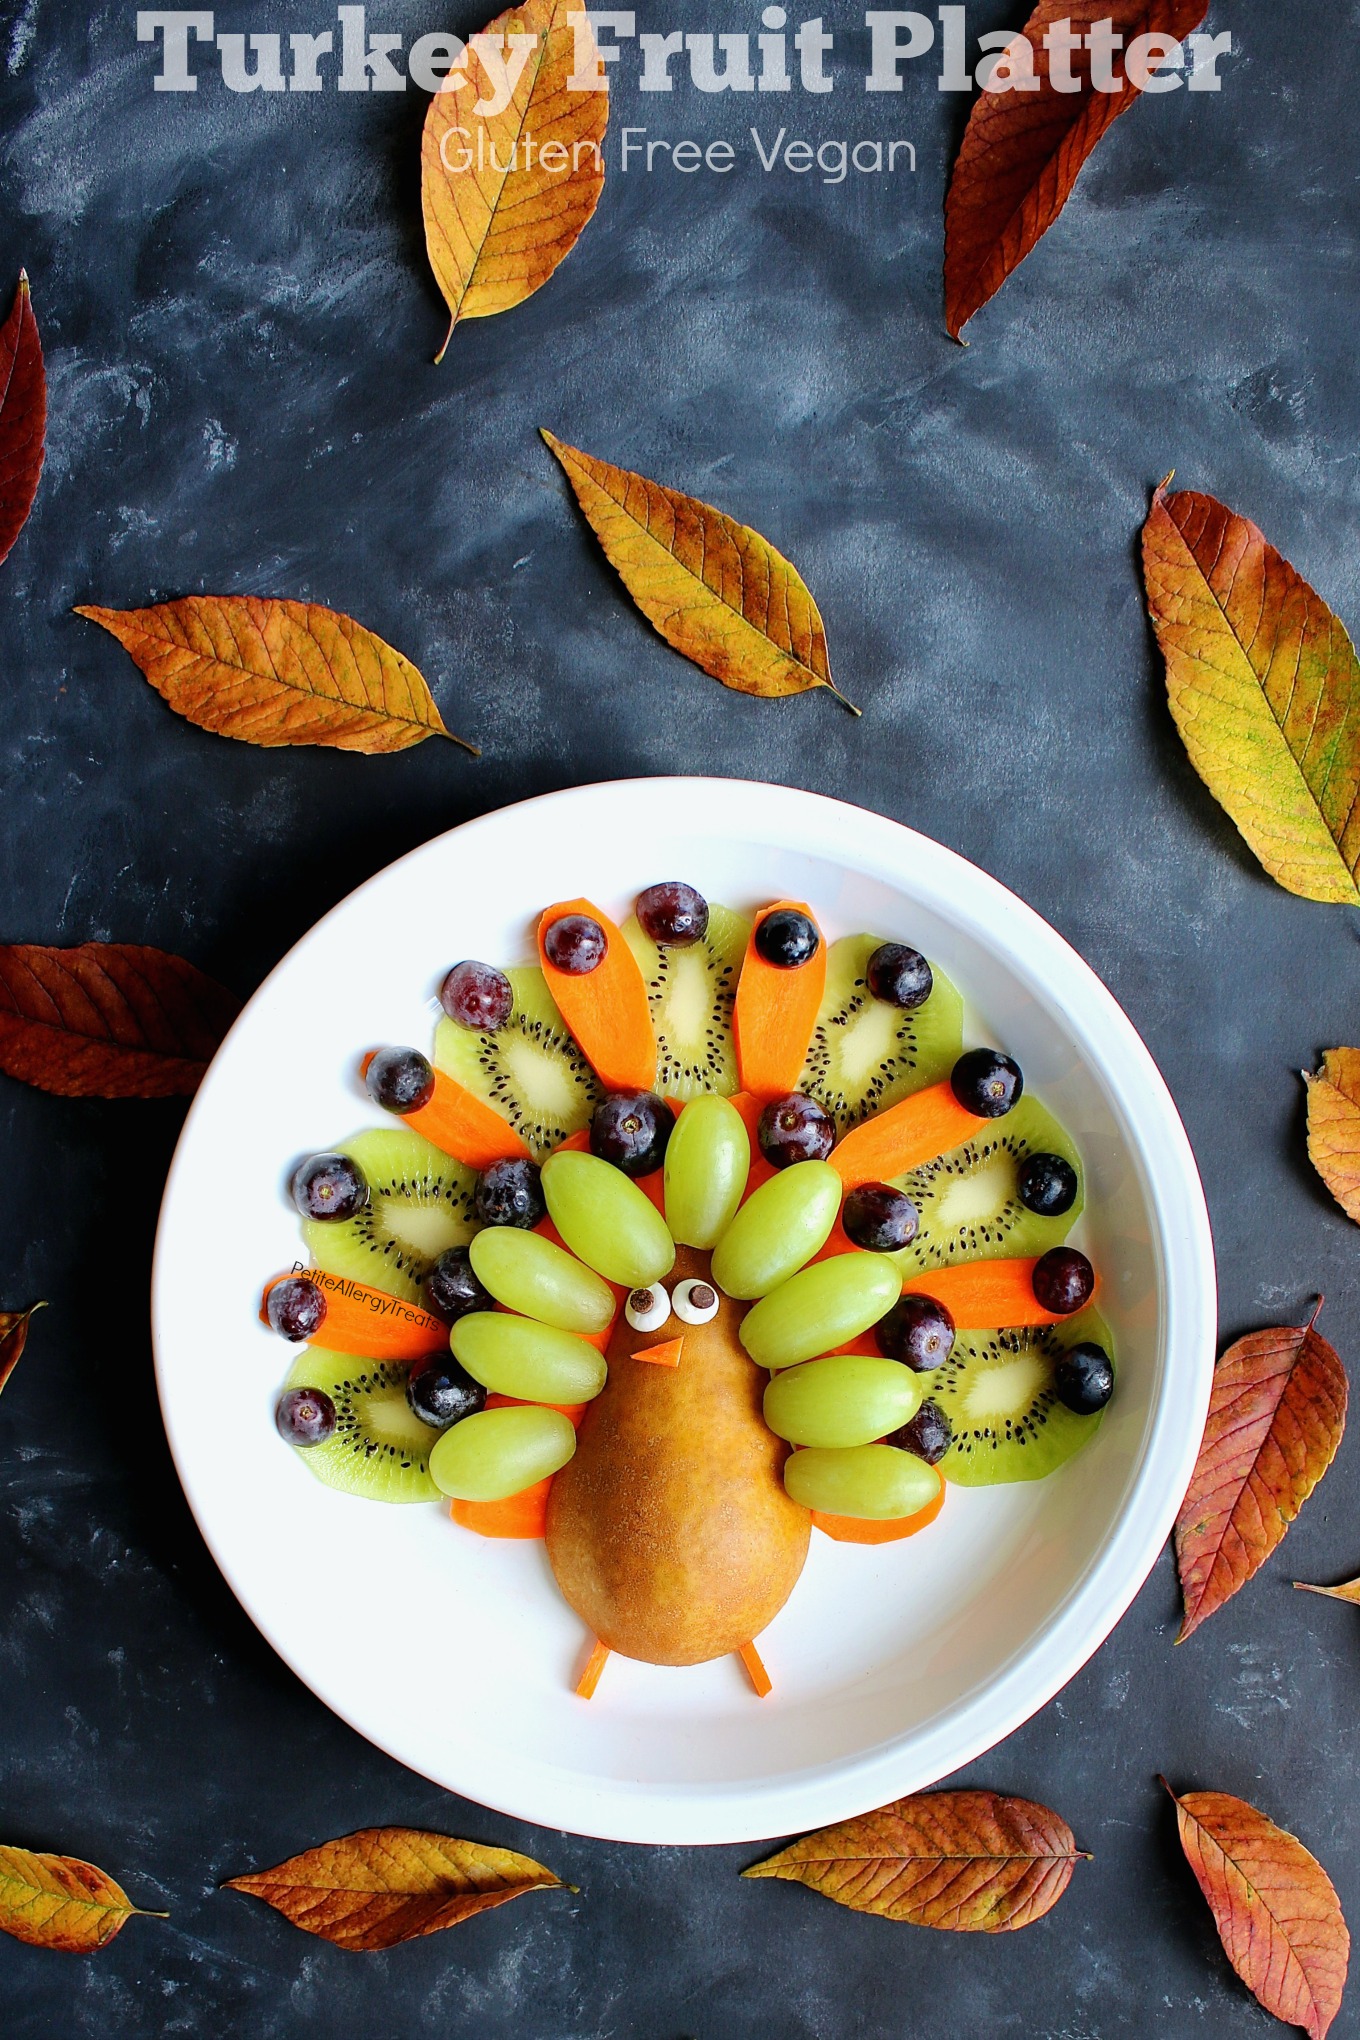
3, 2, 1359, 2033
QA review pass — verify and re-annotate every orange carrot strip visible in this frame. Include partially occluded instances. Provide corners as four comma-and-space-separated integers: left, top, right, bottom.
901, 1257, 1090, 1329
737, 1639, 772, 1698
485, 1393, 588, 1426
261, 1270, 448, 1362
830, 1081, 986, 1190
632, 1335, 684, 1369
728, 1090, 777, 1201
538, 897, 656, 1092
813, 1483, 947, 1544
733, 902, 827, 1101
452, 1480, 551, 1540
404, 1066, 532, 1170
576, 1639, 611, 1699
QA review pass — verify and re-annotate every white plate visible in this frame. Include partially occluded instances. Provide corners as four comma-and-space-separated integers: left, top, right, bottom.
152, 778, 1215, 1846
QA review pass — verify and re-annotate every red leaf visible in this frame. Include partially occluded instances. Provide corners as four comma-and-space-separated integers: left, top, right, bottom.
0, 1304, 44, 1397
0, 944, 241, 1099
0, 272, 46, 566
944, 1, 1209, 338
1174, 1309, 1347, 1641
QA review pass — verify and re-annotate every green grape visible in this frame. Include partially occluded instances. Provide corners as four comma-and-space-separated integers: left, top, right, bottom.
663, 1095, 751, 1249
763, 1354, 922, 1448
451, 1312, 607, 1403
429, 1404, 577, 1501
540, 1150, 675, 1288
709, 1160, 841, 1299
740, 1253, 903, 1369
783, 1444, 942, 1520
468, 1227, 615, 1334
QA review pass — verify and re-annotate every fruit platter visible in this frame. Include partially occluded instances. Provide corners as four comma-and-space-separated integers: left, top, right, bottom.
153, 780, 1214, 1843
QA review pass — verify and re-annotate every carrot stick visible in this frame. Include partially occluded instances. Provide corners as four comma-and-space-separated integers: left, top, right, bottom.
538, 897, 657, 1092
901, 1258, 1089, 1329
813, 1483, 946, 1544
452, 1480, 552, 1540
733, 902, 827, 1100
830, 1081, 986, 1190
631, 1335, 684, 1369
737, 1639, 772, 1698
728, 1090, 777, 1201
403, 1067, 533, 1170
261, 1270, 448, 1362
485, 1393, 588, 1425
576, 1639, 611, 1698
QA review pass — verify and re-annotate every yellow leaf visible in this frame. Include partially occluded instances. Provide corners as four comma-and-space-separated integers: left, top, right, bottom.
1305, 1050, 1360, 1224
1296, 1576, 1360, 1606
542, 432, 856, 712
1142, 481, 1360, 905
0, 1844, 163, 1952
421, 0, 607, 360
75, 597, 476, 756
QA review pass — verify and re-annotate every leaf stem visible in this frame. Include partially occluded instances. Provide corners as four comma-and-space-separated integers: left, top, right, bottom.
825, 679, 861, 717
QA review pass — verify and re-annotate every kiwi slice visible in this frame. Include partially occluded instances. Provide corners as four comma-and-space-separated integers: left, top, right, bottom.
889, 1096, 1083, 1274
435, 965, 601, 1158
799, 934, 964, 1136
933, 1308, 1112, 1487
302, 1127, 476, 1304
283, 1348, 439, 1502
622, 903, 750, 1098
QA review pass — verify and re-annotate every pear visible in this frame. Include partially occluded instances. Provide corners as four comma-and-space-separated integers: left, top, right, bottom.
545, 1245, 811, 1666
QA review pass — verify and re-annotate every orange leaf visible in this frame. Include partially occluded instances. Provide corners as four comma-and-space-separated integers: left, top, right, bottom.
0, 943, 240, 1099
224, 1828, 565, 1951
0, 272, 46, 566
1296, 1576, 1360, 1608
945, 1, 1209, 338
0, 1844, 164, 1952
76, 597, 475, 756
742, 1790, 1086, 1930
0, 1303, 44, 1397
421, 0, 606, 360
1167, 1783, 1349, 2040
1175, 1309, 1347, 1642
1306, 1052, 1360, 1224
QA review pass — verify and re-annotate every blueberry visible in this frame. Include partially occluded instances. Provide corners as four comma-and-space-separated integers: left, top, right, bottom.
424, 1246, 493, 1323
407, 1356, 486, 1430
544, 914, 606, 975
758, 1092, 835, 1168
754, 909, 819, 969
266, 1276, 327, 1342
1032, 1247, 1095, 1316
366, 1046, 436, 1115
440, 961, 513, 1031
475, 1157, 545, 1229
951, 1048, 1023, 1119
842, 1183, 920, 1253
887, 1399, 952, 1465
591, 1091, 675, 1176
275, 1387, 336, 1447
876, 1294, 955, 1370
1018, 1152, 1078, 1217
636, 882, 709, 948
866, 943, 933, 1011
1054, 1342, 1114, 1415
291, 1152, 368, 1223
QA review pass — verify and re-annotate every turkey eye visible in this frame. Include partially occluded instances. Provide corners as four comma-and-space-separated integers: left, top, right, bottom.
673, 1279, 719, 1326
624, 1284, 670, 1332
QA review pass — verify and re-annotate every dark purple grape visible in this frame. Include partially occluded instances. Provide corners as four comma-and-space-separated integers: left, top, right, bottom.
951, 1048, 1023, 1119
636, 882, 709, 948
475, 1157, 545, 1229
876, 1294, 955, 1370
755, 908, 819, 969
1054, 1342, 1114, 1414
758, 1093, 835, 1168
591, 1091, 675, 1176
887, 1399, 952, 1465
440, 960, 513, 1031
1018, 1152, 1078, 1217
544, 914, 606, 975
842, 1183, 919, 1253
866, 943, 933, 1011
291, 1152, 368, 1223
275, 1387, 336, 1447
424, 1246, 493, 1323
1033, 1248, 1094, 1316
266, 1276, 327, 1342
407, 1355, 486, 1430
365, 1046, 435, 1115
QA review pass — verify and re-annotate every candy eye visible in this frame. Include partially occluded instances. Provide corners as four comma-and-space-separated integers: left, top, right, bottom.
625, 1284, 671, 1332
673, 1278, 720, 1326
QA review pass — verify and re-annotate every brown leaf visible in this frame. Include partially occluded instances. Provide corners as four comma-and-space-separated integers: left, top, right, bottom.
0, 943, 241, 1099
742, 1790, 1086, 1931
0, 272, 46, 566
1175, 1309, 1347, 1642
542, 432, 856, 712
1295, 1576, 1360, 1608
1306, 1052, 1360, 1223
1167, 1782, 1349, 2039
945, 1, 1209, 338
223, 1828, 565, 1951
76, 596, 476, 756
0, 1844, 163, 1952
0, 1303, 44, 1397
422, 0, 607, 361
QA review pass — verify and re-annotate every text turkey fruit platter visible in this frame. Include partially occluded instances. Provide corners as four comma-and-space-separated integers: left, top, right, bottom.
260, 886, 1115, 1697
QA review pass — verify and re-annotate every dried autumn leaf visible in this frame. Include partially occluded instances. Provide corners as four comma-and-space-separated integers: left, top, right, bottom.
1142, 484, 1360, 905
1167, 1782, 1349, 2040
1175, 1308, 1347, 1643
223, 1827, 565, 1951
0, 271, 46, 566
0, 1303, 44, 1397
742, 1790, 1086, 1931
0, 1844, 163, 1952
1305, 1051, 1360, 1224
542, 432, 855, 712
422, 0, 606, 362
76, 597, 476, 756
0, 943, 240, 1099
945, 1, 1208, 337
1296, 1576, 1360, 1607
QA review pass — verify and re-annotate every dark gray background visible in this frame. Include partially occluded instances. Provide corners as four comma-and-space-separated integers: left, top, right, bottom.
2, 1, 1358, 2033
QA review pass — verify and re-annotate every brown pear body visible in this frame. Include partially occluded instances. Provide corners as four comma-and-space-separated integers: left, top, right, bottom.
544, 1246, 811, 1665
